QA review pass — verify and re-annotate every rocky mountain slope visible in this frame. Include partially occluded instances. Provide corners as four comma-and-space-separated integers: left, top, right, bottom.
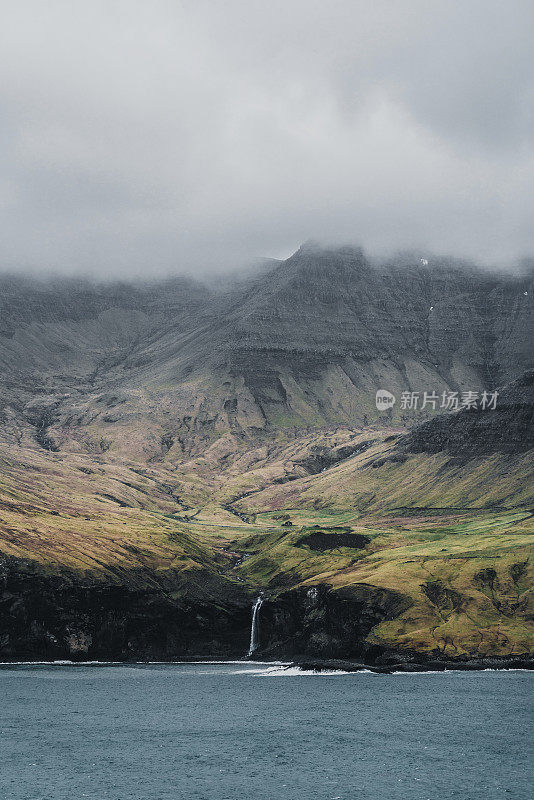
0, 246, 532, 664
236, 371, 534, 513
1, 244, 532, 458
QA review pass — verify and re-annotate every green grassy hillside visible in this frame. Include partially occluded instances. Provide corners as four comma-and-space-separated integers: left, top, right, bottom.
232, 508, 533, 657
1, 431, 532, 660
0, 262, 532, 662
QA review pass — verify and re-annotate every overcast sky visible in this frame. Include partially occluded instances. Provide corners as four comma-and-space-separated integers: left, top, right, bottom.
1, 1, 533, 277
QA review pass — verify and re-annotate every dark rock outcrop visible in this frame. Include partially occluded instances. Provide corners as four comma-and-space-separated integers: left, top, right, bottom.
249, 583, 412, 661
0, 558, 251, 662
397, 370, 534, 458
295, 530, 370, 551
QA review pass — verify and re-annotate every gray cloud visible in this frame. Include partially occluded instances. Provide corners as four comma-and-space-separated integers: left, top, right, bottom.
0, 0, 533, 276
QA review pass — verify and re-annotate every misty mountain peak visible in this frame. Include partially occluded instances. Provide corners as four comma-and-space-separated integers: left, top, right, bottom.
295, 240, 366, 262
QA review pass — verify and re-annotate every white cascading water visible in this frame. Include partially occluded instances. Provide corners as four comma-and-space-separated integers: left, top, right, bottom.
247, 595, 264, 656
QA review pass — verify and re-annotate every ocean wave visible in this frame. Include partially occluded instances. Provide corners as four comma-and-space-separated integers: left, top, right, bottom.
258, 665, 370, 677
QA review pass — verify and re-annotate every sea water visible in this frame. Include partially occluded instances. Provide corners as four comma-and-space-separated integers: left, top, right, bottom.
0, 662, 531, 800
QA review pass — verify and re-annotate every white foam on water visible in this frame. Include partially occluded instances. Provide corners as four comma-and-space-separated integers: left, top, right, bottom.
1, 661, 528, 675
391, 670, 448, 675
481, 668, 532, 673
391, 668, 533, 675
257, 665, 369, 677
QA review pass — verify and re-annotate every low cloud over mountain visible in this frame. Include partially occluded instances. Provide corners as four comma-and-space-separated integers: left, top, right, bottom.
1, 1, 533, 275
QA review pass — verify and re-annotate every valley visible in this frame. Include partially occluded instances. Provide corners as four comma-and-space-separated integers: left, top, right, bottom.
0, 245, 532, 666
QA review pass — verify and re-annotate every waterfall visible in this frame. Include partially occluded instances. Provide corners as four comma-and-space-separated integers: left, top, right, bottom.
247, 595, 264, 656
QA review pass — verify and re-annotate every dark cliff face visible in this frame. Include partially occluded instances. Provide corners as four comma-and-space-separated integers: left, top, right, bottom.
397, 371, 534, 458
218, 244, 533, 381
0, 562, 413, 664
194, 247, 532, 438
0, 559, 252, 662
250, 584, 412, 661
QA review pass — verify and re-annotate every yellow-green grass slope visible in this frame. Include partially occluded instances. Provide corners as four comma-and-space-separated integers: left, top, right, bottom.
1, 435, 533, 660
234, 437, 534, 513
233, 508, 534, 658
0, 444, 247, 601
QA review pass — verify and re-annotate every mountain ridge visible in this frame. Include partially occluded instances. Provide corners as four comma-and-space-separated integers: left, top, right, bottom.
1, 244, 531, 460
0, 244, 532, 663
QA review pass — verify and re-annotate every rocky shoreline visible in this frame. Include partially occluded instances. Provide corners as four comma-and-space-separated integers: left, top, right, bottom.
1, 656, 532, 673
2, 561, 532, 668
291, 656, 534, 673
